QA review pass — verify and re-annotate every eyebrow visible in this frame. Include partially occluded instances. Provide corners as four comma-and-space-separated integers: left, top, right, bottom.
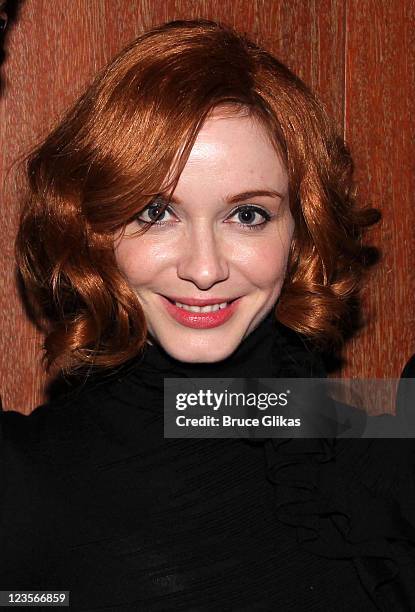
226, 189, 284, 204
168, 189, 284, 205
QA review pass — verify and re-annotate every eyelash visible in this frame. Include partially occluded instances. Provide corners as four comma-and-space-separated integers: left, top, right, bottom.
134, 201, 273, 231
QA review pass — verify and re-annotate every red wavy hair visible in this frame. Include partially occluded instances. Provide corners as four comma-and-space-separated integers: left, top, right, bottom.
15, 19, 380, 375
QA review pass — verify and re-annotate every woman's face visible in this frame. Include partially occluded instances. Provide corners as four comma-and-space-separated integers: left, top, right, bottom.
114, 110, 294, 363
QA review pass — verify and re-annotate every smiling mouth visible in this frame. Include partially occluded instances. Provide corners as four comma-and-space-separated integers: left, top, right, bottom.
169, 301, 231, 313
160, 295, 241, 328
164, 296, 238, 313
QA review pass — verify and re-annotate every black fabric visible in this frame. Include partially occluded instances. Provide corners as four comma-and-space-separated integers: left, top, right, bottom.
401, 354, 415, 379
1, 312, 415, 611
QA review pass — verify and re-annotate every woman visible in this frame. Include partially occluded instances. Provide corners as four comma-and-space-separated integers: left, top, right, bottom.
1, 19, 415, 611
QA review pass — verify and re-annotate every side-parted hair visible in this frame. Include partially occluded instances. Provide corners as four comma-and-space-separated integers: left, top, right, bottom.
15, 19, 380, 375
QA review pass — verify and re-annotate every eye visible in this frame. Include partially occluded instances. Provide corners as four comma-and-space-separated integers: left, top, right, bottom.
228, 205, 272, 230
135, 200, 176, 226
133, 201, 273, 230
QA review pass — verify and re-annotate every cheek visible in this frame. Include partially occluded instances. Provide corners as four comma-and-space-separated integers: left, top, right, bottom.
252, 244, 290, 287
231, 228, 293, 288
114, 239, 157, 286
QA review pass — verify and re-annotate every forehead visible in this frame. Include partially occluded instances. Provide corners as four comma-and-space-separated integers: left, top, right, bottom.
171, 111, 288, 197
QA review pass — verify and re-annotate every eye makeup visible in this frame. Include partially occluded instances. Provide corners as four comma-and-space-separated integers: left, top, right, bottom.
134, 197, 276, 232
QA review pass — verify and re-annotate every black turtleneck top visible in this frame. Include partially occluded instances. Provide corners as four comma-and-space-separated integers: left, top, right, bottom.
1, 313, 415, 611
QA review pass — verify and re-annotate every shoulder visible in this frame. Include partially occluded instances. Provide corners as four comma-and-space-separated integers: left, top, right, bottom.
1, 390, 87, 437
0, 381, 111, 470
0, 384, 113, 550
0, 386, 109, 586
401, 353, 415, 378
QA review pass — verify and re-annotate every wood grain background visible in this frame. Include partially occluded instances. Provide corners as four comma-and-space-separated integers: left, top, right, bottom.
0, 0, 414, 413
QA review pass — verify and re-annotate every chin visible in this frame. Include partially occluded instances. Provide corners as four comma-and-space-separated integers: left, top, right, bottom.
159, 335, 241, 364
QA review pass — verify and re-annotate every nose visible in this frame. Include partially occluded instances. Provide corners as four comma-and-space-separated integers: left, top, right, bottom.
176, 222, 229, 290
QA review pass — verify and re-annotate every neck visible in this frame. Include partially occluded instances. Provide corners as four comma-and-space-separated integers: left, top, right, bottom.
140, 313, 279, 380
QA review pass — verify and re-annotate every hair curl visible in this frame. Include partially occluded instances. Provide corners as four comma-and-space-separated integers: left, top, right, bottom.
15, 18, 380, 375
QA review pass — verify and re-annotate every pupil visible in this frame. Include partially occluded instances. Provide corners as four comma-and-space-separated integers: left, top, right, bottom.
240, 209, 255, 223
149, 205, 164, 221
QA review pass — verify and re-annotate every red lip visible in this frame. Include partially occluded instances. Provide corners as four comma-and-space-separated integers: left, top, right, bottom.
160, 295, 241, 329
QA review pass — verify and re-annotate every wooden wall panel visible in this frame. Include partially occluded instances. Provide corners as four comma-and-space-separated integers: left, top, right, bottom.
342, 0, 415, 379
6, 0, 411, 414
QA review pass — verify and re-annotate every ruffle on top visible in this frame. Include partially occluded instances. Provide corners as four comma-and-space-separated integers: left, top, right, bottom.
263, 322, 415, 612
99, 312, 415, 611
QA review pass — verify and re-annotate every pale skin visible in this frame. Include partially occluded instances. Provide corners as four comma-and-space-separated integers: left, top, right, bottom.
114, 109, 295, 364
